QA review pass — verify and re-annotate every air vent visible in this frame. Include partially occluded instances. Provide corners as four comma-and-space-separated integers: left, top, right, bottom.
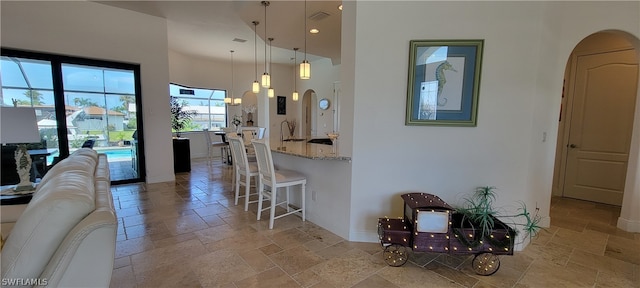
232, 38, 247, 43
308, 11, 330, 21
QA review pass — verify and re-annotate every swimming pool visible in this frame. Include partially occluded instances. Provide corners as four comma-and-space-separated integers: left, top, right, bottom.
95, 148, 133, 161
47, 147, 134, 163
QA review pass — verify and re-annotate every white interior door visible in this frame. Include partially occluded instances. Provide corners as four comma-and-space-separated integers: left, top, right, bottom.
564, 49, 638, 205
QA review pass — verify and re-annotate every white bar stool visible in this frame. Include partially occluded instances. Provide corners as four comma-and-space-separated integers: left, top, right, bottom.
227, 134, 259, 211
251, 140, 307, 229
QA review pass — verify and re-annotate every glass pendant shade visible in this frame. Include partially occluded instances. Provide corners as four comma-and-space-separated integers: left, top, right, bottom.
292, 91, 299, 101
268, 87, 275, 98
300, 60, 310, 80
233, 98, 242, 105
252, 81, 260, 93
224, 97, 232, 104
261, 73, 270, 88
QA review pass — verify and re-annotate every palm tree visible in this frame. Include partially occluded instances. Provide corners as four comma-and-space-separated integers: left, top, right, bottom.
119, 95, 135, 119
14, 90, 44, 106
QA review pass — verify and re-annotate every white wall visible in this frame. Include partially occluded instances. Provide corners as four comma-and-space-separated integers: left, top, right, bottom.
1, 1, 175, 183
344, 1, 640, 242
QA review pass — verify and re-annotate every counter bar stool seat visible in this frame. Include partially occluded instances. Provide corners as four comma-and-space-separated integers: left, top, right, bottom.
227, 134, 259, 211
251, 140, 307, 229
203, 128, 229, 165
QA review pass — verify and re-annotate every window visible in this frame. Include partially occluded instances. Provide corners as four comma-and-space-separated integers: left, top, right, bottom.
1, 48, 145, 184
169, 83, 227, 131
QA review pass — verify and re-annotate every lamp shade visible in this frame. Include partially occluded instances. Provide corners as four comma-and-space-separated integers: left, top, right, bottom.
300, 60, 311, 80
0, 107, 40, 144
252, 81, 260, 94
261, 73, 271, 88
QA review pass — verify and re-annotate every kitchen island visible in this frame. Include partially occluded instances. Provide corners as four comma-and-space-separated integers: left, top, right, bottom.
266, 139, 351, 239
270, 139, 351, 161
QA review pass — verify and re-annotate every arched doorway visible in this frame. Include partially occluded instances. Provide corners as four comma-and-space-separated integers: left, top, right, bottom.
553, 31, 639, 209
301, 89, 317, 138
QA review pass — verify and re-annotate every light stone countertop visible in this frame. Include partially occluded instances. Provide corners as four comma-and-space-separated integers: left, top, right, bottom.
269, 139, 351, 161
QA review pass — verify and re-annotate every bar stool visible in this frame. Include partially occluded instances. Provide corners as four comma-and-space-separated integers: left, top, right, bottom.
251, 140, 307, 229
227, 135, 259, 211
203, 128, 228, 165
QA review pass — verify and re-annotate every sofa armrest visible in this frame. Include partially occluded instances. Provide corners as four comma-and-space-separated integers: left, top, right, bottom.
38, 209, 117, 287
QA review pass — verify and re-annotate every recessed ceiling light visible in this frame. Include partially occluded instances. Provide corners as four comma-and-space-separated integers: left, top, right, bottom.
309, 28, 319, 34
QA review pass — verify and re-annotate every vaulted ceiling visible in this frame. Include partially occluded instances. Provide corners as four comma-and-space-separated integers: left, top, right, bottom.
96, 1, 342, 65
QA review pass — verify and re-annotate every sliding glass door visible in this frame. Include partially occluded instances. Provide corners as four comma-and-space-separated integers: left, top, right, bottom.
1, 48, 145, 184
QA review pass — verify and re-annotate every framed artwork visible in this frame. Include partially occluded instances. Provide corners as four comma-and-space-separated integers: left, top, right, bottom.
405, 39, 484, 126
277, 96, 286, 115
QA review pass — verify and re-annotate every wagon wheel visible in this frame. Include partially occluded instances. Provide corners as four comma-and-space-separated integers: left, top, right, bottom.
383, 244, 409, 267
472, 253, 500, 276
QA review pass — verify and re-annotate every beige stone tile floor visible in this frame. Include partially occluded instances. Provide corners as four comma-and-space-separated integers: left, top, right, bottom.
110, 158, 640, 287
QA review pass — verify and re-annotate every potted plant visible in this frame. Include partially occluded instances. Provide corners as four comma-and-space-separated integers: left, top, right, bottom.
453, 186, 543, 250
170, 96, 197, 137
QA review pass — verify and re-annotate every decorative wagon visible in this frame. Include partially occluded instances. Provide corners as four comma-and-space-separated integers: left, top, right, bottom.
377, 192, 516, 276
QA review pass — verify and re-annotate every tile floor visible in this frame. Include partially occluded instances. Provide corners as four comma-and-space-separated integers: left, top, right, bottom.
110, 158, 640, 288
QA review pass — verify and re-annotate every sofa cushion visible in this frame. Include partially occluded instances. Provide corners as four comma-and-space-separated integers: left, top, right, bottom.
36, 148, 98, 192
1, 166, 96, 281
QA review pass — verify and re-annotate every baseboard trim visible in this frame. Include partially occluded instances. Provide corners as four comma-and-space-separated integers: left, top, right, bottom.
617, 217, 640, 232
349, 230, 379, 243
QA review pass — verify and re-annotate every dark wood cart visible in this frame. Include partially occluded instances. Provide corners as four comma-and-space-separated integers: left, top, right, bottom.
378, 192, 516, 276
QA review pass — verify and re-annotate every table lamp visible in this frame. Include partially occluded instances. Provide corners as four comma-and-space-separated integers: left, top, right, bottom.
1, 107, 41, 191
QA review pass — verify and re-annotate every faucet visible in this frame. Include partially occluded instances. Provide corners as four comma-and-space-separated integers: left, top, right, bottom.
280, 119, 289, 144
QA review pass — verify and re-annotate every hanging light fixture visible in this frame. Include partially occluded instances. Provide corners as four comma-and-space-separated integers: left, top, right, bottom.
292, 48, 299, 101
267, 37, 275, 98
300, 0, 311, 80
261, 1, 271, 88
252, 21, 260, 94
224, 49, 231, 104
226, 50, 241, 106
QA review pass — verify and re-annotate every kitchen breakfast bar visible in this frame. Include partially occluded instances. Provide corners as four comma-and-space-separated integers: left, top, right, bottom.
267, 139, 352, 239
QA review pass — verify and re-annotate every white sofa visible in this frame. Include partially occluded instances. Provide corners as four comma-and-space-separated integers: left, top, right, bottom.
1, 148, 117, 287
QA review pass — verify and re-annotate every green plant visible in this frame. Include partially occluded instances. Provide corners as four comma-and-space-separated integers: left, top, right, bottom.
455, 186, 543, 245
170, 96, 197, 136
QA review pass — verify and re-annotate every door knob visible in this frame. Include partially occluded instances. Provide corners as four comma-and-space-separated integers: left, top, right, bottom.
569, 144, 577, 148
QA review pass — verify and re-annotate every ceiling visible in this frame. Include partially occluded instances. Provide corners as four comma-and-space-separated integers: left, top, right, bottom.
95, 1, 342, 65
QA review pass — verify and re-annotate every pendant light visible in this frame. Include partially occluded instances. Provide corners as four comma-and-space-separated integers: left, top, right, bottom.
226, 50, 241, 106
261, 1, 270, 88
292, 48, 299, 101
224, 49, 232, 104
251, 21, 260, 94
299, 0, 311, 80
267, 37, 275, 98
